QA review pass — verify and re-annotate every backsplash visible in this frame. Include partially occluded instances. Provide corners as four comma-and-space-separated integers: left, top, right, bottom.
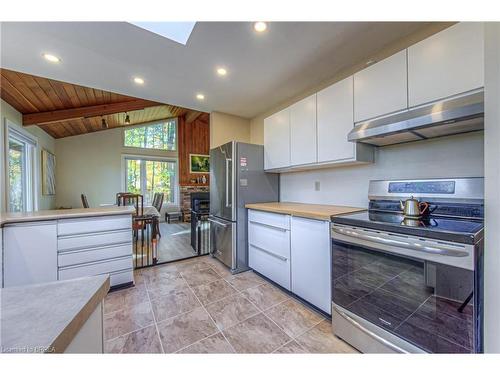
280, 132, 484, 207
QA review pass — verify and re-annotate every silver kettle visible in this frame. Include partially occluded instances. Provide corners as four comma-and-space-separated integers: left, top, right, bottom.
399, 196, 429, 218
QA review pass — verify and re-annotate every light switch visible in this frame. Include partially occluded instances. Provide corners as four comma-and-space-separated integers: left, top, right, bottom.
314, 181, 321, 191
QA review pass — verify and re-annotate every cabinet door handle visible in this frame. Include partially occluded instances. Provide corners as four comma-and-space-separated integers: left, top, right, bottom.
250, 244, 288, 262
249, 220, 288, 232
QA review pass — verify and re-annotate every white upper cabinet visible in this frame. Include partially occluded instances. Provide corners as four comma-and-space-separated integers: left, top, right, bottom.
317, 76, 355, 163
264, 107, 290, 170
354, 50, 408, 122
290, 94, 317, 166
408, 22, 484, 107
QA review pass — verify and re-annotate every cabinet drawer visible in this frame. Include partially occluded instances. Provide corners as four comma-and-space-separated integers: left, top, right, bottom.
109, 269, 134, 287
58, 229, 131, 252
58, 215, 131, 236
248, 221, 290, 259
58, 256, 133, 281
58, 243, 133, 267
249, 244, 290, 290
248, 209, 290, 230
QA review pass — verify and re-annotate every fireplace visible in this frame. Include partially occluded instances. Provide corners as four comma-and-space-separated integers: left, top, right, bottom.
180, 185, 209, 222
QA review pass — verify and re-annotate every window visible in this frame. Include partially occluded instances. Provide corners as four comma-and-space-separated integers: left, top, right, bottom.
124, 156, 177, 205
123, 120, 177, 151
5, 121, 38, 212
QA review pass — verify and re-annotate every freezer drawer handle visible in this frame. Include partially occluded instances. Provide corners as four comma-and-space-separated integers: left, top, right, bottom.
208, 218, 229, 228
331, 226, 468, 257
250, 243, 288, 262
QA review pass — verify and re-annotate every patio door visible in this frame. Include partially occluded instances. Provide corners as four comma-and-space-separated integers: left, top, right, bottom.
123, 155, 177, 206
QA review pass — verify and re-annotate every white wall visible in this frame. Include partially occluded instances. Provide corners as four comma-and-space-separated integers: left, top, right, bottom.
484, 22, 500, 353
55, 127, 178, 211
280, 132, 484, 207
0, 99, 56, 211
210, 111, 250, 148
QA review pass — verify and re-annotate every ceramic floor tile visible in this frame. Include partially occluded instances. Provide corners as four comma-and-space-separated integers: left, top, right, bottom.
175, 258, 213, 273
225, 271, 267, 292
205, 258, 233, 278
104, 286, 149, 314
105, 325, 162, 353
296, 321, 359, 353
265, 299, 324, 338
192, 279, 238, 306
150, 287, 201, 323
223, 313, 291, 353
104, 301, 155, 340
242, 283, 289, 311
177, 332, 235, 354
147, 276, 189, 300
181, 267, 221, 287
206, 294, 260, 330
273, 340, 308, 354
157, 307, 218, 353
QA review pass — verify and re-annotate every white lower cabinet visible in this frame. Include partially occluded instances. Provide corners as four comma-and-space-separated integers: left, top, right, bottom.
291, 217, 331, 314
3, 221, 58, 287
248, 209, 331, 313
248, 211, 291, 290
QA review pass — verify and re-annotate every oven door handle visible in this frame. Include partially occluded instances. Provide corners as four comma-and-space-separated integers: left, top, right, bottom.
331, 226, 469, 257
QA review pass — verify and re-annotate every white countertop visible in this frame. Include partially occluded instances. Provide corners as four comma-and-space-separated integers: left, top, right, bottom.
0, 275, 110, 353
0, 206, 135, 226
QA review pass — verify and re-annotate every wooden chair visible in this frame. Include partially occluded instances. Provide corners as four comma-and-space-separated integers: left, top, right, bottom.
116, 193, 144, 217
81, 194, 90, 208
152, 192, 164, 238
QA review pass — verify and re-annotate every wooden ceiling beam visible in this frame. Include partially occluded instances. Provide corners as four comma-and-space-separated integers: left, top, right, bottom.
184, 110, 204, 124
22, 99, 162, 126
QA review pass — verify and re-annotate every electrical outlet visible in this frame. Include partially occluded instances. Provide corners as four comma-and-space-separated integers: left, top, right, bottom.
314, 181, 321, 191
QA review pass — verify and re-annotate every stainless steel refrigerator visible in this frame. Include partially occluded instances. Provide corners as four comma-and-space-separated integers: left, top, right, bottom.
209, 141, 279, 273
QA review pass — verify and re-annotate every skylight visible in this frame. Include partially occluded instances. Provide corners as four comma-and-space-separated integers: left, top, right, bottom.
129, 22, 196, 45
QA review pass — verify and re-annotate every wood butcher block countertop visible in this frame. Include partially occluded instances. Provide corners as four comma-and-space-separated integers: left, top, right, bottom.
245, 202, 366, 221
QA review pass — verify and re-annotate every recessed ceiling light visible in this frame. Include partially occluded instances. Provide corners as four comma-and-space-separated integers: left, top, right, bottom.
43, 53, 60, 63
196, 93, 205, 100
254, 22, 267, 33
133, 77, 145, 85
365, 59, 376, 66
216, 67, 227, 76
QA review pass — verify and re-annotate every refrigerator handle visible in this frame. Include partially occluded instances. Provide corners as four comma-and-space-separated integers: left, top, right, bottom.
225, 158, 232, 208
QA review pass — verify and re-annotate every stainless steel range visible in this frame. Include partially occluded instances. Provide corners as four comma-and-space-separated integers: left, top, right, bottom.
330, 178, 484, 353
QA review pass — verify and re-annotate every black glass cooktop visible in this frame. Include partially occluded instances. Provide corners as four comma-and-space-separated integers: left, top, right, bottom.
332, 211, 484, 245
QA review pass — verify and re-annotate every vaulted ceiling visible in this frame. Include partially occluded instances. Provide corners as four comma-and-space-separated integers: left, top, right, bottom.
0, 68, 207, 138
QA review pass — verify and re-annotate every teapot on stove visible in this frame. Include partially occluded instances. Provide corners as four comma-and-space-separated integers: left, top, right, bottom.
399, 196, 429, 218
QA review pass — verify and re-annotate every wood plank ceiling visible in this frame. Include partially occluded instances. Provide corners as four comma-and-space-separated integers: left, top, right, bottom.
0, 68, 207, 138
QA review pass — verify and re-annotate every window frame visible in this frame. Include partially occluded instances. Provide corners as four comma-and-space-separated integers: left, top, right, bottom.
122, 119, 178, 152
121, 154, 179, 207
4, 119, 39, 212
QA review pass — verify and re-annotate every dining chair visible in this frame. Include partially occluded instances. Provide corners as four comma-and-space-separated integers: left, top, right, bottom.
81, 194, 90, 208
152, 192, 164, 238
116, 193, 144, 216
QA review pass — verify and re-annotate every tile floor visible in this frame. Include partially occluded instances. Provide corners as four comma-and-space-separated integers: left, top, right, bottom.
103, 255, 358, 354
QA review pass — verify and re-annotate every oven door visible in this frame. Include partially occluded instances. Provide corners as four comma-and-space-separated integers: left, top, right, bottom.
331, 224, 476, 353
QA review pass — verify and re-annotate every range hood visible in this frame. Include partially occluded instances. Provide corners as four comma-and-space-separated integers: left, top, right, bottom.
348, 91, 484, 147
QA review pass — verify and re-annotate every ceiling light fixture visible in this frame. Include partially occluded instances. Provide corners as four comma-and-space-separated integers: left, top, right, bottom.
124, 112, 131, 125
216, 67, 227, 76
43, 53, 61, 63
196, 93, 205, 100
133, 77, 145, 85
101, 117, 108, 129
254, 22, 267, 33
365, 59, 376, 66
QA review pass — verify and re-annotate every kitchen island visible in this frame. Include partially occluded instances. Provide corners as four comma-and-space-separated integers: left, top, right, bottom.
1, 275, 109, 353
0, 206, 135, 288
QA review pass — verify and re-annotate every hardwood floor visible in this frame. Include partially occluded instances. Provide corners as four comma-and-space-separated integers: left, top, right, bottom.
157, 222, 196, 263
